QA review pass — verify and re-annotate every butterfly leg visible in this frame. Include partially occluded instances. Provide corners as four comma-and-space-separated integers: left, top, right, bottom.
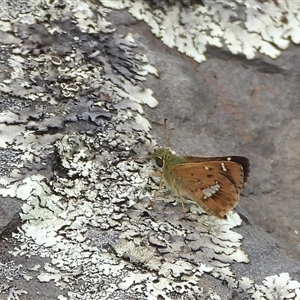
137, 171, 162, 201
141, 169, 162, 180
175, 188, 187, 214
149, 171, 164, 207
148, 170, 163, 178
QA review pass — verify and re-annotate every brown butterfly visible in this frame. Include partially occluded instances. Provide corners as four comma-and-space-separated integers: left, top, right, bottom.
150, 147, 250, 219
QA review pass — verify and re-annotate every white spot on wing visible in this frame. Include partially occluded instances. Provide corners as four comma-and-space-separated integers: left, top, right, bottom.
221, 162, 227, 171
202, 182, 221, 197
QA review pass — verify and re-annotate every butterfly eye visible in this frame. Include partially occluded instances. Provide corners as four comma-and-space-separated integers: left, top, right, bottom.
155, 156, 164, 168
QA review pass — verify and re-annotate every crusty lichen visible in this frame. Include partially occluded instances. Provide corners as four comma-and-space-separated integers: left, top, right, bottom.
0, 260, 30, 299
0, 0, 300, 299
100, 0, 300, 62
235, 273, 300, 299
5, 130, 253, 298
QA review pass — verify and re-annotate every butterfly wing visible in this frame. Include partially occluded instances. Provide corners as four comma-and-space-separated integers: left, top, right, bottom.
171, 160, 247, 218
184, 156, 250, 188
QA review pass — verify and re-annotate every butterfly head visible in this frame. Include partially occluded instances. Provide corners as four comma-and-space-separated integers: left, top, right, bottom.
151, 148, 188, 170
151, 148, 172, 168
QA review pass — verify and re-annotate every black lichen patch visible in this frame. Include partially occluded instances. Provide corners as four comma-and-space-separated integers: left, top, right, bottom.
144, 0, 204, 9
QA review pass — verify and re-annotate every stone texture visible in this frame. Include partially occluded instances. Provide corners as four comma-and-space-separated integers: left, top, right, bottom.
1, 1, 300, 299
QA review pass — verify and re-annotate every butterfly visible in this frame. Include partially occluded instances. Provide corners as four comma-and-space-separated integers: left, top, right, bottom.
150, 147, 250, 219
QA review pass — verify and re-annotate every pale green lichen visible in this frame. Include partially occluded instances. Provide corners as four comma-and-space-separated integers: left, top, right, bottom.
100, 0, 300, 62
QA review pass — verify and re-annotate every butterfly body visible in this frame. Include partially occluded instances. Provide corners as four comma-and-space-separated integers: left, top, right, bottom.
151, 148, 250, 219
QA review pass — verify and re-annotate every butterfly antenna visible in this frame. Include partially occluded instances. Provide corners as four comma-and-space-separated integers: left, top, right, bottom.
163, 118, 169, 148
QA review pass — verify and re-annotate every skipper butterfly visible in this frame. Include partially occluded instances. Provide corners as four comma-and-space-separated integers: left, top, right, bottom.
150, 121, 250, 219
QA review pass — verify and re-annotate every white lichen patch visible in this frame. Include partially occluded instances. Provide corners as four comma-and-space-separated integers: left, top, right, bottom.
0, 260, 30, 299
234, 273, 300, 299
100, 0, 300, 62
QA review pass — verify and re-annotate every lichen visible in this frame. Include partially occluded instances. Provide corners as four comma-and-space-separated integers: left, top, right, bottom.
100, 0, 300, 62
0, 0, 300, 299
234, 273, 300, 299
0, 260, 29, 300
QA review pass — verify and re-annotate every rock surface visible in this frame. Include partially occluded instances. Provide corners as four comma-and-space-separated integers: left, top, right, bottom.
0, 1, 300, 299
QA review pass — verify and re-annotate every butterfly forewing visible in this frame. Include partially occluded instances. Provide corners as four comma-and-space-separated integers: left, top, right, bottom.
184, 156, 250, 188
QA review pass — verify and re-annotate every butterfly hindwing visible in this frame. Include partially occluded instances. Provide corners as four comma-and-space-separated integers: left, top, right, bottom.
171, 160, 246, 218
